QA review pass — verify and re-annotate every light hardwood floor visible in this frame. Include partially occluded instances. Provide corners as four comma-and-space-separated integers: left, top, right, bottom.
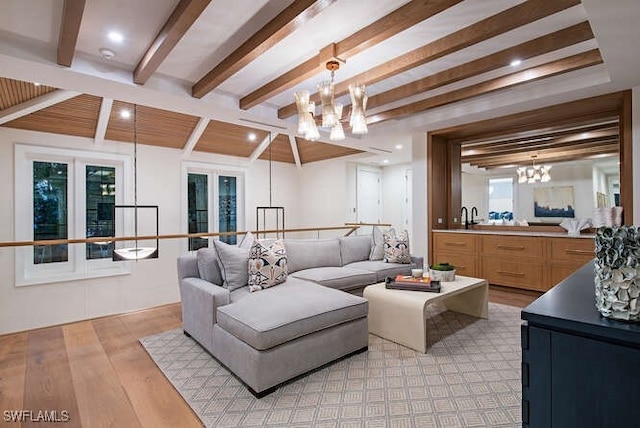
0, 287, 540, 428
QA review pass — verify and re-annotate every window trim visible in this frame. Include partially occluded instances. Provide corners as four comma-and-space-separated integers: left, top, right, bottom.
182, 161, 246, 252
15, 144, 133, 286
487, 175, 516, 220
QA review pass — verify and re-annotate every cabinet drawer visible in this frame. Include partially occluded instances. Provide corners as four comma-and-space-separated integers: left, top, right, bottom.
431, 251, 477, 277
549, 238, 594, 264
481, 235, 544, 259
433, 233, 477, 254
549, 264, 590, 287
483, 258, 547, 291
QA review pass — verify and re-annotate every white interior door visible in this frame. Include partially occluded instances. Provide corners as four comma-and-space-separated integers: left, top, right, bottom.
357, 167, 381, 224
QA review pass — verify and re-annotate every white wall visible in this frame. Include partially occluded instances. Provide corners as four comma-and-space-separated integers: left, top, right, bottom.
592, 165, 608, 207
516, 164, 593, 222
411, 134, 428, 262
381, 163, 410, 230
0, 128, 301, 334
461, 172, 488, 220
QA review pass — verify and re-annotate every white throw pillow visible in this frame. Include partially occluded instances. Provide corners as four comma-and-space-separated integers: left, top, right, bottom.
369, 226, 387, 260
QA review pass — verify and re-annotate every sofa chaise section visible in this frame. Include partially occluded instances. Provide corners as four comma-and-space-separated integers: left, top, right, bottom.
177, 253, 368, 397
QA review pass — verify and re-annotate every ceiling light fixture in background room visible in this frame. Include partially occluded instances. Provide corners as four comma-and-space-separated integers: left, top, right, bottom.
294, 60, 368, 142
517, 154, 551, 184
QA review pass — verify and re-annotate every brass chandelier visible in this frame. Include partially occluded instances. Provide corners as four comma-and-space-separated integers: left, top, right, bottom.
294, 60, 367, 142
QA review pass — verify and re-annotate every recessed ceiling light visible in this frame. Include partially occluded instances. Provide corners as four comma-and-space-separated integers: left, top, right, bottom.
120, 109, 131, 119
510, 59, 522, 67
99, 47, 116, 60
383, 159, 389, 164
395, 144, 403, 150
248, 132, 257, 142
108, 31, 124, 43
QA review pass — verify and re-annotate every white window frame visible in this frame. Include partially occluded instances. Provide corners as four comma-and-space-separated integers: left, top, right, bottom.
182, 161, 246, 252
487, 175, 516, 219
15, 144, 132, 286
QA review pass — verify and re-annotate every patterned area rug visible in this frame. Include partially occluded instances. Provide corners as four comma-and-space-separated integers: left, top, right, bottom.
140, 302, 522, 427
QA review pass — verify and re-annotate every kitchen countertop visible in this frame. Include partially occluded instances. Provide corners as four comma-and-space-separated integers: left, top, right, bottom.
432, 229, 595, 239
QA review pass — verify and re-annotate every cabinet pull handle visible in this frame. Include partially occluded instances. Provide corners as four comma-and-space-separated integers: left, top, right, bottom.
445, 242, 466, 246
497, 245, 525, 250
565, 249, 593, 255
497, 270, 525, 277
456, 265, 467, 269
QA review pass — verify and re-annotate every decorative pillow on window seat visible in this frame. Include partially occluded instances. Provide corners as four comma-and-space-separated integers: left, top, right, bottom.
248, 239, 288, 292
383, 229, 411, 264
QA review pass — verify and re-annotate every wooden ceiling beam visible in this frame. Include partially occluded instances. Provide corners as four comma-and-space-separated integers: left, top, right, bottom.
135, 0, 211, 85
463, 137, 619, 163
461, 128, 618, 157
57, 0, 86, 66
367, 49, 603, 126
470, 144, 619, 168
461, 122, 618, 149
192, 0, 334, 98
365, 22, 594, 112
437, 92, 625, 141
241, 0, 463, 110
278, 0, 583, 119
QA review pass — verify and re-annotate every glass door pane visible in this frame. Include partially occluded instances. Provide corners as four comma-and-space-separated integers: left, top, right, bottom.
86, 165, 116, 259
219, 176, 237, 245
33, 161, 68, 264
188, 173, 209, 250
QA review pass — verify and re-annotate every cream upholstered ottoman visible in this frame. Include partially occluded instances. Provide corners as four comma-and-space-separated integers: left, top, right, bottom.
363, 276, 488, 353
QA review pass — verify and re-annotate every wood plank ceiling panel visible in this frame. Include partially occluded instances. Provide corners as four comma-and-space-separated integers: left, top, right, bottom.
105, 101, 200, 148
0, 78, 58, 110
296, 138, 363, 164
440, 92, 626, 143
194, 120, 268, 157
2, 94, 100, 137
258, 134, 295, 164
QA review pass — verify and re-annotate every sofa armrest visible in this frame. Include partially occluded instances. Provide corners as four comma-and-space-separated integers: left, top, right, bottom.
411, 255, 424, 270
180, 277, 230, 347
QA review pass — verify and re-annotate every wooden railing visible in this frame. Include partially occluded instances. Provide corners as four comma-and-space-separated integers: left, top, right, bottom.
0, 223, 393, 248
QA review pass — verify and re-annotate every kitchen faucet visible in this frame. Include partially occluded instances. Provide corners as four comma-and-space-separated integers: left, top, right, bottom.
471, 207, 478, 226
461, 207, 469, 229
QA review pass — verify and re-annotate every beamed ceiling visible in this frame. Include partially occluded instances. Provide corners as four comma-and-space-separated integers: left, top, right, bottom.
0, 0, 639, 166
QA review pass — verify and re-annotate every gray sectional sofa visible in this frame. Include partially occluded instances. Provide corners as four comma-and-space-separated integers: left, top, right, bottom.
177, 234, 423, 397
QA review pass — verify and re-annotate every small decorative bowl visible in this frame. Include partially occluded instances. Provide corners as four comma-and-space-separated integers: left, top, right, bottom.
429, 268, 455, 282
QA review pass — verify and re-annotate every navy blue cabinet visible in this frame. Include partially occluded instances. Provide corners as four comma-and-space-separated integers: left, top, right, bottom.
521, 261, 640, 427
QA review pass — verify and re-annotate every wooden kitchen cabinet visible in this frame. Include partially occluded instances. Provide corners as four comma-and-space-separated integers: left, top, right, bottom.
432, 232, 479, 277
432, 231, 594, 292
548, 237, 594, 286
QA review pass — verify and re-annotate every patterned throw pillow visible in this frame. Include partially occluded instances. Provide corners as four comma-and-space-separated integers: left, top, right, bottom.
248, 239, 288, 292
383, 229, 411, 264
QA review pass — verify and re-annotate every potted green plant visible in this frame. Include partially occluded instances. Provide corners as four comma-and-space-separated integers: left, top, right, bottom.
429, 262, 456, 282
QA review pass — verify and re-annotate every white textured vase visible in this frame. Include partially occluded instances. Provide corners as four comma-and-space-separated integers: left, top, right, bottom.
594, 227, 640, 322
429, 269, 455, 282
